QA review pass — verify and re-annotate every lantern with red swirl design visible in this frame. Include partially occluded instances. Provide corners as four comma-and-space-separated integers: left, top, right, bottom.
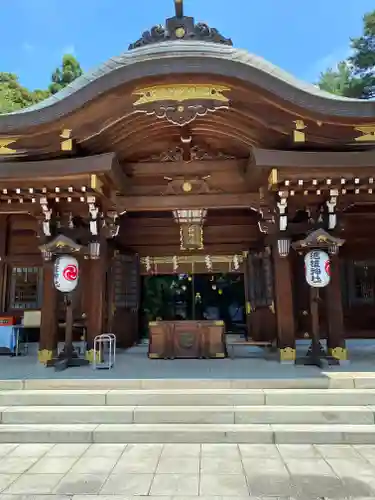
54, 255, 79, 293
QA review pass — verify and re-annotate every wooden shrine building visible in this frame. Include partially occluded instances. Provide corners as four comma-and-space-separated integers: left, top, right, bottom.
0, 0, 375, 364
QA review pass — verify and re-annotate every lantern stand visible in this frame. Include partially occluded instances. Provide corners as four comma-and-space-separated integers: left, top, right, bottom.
39, 235, 90, 372
292, 229, 345, 368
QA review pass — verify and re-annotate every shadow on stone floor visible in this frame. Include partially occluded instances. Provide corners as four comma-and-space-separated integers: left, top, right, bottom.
247, 474, 374, 498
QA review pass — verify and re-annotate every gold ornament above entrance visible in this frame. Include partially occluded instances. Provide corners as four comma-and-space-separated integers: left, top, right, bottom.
133, 84, 230, 105
140, 254, 244, 274
132, 84, 230, 127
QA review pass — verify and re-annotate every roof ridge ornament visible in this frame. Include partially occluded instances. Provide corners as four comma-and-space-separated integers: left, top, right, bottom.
175, 0, 183, 18
128, 0, 232, 50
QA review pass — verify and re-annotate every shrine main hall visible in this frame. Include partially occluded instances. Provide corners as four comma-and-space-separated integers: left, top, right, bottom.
0, 0, 374, 365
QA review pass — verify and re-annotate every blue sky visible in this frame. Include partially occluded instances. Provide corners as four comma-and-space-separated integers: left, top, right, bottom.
1, 0, 374, 90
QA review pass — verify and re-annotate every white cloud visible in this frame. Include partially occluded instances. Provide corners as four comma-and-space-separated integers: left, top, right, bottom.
304, 46, 353, 82
61, 44, 76, 56
21, 42, 35, 53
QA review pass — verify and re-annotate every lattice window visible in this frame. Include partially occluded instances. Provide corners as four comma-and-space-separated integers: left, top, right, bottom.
8, 267, 43, 310
348, 261, 375, 305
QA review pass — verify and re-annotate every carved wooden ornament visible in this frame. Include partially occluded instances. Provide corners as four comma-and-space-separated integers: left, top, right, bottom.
132, 84, 230, 126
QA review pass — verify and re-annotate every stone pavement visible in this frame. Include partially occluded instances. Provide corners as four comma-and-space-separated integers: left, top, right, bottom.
0, 443, 374, 498
3, 339, 375, 382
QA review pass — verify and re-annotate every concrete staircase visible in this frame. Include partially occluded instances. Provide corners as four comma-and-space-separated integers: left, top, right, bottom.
2, 376, 375, 444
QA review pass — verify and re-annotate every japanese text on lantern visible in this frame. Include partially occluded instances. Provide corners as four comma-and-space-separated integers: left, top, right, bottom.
304, 250, 330, 288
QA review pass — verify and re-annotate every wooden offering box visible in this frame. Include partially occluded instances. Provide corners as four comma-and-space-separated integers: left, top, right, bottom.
148, 320, 226, 359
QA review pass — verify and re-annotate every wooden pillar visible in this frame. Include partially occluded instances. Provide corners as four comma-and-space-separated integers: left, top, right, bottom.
326, 254, 346, 361
273, 248, 296, 362
38, 259, 58, 363
0, 216, 8, 311
84, 240, 107, 363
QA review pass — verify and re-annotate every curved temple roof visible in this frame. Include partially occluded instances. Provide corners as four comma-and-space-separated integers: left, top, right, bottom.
0, 1, 374, 132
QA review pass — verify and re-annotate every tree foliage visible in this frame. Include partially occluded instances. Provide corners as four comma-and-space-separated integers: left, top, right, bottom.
0, 73, 50, 114
318, 10, 375, 99
318, 62, 353, 96
0, 54, 83, 114
49, 54, 83, 95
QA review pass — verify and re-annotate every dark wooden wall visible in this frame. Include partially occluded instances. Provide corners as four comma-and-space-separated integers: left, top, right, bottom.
0, 214, 41, 315
2, 210, 375, 345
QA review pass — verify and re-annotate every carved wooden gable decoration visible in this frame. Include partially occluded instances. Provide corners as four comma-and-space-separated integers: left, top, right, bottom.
132, 84, 230, 127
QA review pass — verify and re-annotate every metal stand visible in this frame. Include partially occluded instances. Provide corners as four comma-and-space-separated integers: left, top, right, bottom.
93, 333, 116, 370
295, 287, 339, 367
47, 294, 89, 372
14, 326, 28, 357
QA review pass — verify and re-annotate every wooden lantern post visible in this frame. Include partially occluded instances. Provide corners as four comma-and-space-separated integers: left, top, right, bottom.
39, 235, 90, 372
292, 229, 345, 368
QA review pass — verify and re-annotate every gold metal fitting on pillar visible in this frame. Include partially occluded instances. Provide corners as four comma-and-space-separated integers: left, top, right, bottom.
37, 349, 53, 364
279, 347, 296, 363
330, 347, 348, 362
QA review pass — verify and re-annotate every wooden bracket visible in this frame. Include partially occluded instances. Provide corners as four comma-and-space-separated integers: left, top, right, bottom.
40, 198, 52, 237
87, 196, 99, 236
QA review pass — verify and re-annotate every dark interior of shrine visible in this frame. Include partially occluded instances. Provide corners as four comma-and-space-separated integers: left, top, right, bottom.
140, 273, 246, 338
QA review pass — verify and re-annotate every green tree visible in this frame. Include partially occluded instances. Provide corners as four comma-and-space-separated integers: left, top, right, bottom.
0, 53, 83, 114
318, 10, 375, 99
0, 73, 49, 114
49, 54, 83, 95
348, 11, 375, 99
318, 61, 353, 96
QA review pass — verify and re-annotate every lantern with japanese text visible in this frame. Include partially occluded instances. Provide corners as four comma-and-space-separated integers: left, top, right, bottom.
54, 255, 79, 293
292, 229, 345, 368
304, 250, 330, 288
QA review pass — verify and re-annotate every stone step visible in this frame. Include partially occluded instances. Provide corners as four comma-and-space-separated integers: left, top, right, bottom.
4, 375, 375, 390
2, 388, 375, 406
1, 405, 374, 425
1, 423, 375, 444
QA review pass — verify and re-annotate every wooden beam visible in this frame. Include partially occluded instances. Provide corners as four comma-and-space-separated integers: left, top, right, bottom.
123, 215, 256, 227
110, 155, 132, 192
254, 148, 375, 169
124, 159, 246, 177
287, 194, 375, 208
126, 243, 252, 256
274, 167, 375, 186
124, 225, 258, 237
117, 193, 260, 212
0, 153, 117, 180
128, 235, 258, 247
0, 200, 111, 216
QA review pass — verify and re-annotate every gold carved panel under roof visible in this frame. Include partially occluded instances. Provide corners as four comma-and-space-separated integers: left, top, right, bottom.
132, 84, 230, 127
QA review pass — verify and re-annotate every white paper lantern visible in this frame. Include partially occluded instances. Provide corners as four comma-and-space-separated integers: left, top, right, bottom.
304, 250, 330, 288
54, 255, 79, 293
